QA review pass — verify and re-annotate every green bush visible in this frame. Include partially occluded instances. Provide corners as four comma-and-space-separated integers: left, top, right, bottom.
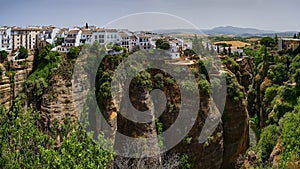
198, 79, 211, 95
18, 46, 28, 59
222, 56, 240, 73
180, 154, 192, 169
0, 99, 113, 168
0, 50, 8, 62
256, 125, 279, 160
279, 112, 300, 167
154, 73, 164, 89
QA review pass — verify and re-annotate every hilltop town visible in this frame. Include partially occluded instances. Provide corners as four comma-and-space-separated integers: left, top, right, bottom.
0, 24, 196, 60
1, 23, 300, 169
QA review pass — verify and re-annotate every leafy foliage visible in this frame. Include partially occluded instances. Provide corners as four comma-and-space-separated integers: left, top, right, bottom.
0, 50, 8, 62
256, 125, 279, 160
18, 46, 28, 59
155, 39, 170, 50
0, 99, 113, 168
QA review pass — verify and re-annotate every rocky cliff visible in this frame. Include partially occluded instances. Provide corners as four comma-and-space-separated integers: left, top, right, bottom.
0, 51, 34, 110
222, 86, 249, 168
30, 53, 250, 168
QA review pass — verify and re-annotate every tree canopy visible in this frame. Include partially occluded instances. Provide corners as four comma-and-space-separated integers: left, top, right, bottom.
0, 50, 8, 62
155, 39, 170, 50
18, 46, 28, 59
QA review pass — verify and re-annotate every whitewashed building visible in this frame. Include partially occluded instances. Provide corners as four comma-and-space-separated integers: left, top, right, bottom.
80, 29, 93, 45
105, 29, 121, 44
137, 34, 151, 50
57, 29, 81, 52
0, 27, 12, 51
119, 32, 131, 51
40, 26, 60, 45
92, 28, 106, 45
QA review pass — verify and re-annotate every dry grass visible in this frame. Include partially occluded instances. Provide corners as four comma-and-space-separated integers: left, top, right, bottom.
213, 41, 251, 47
246, 38, 260, 42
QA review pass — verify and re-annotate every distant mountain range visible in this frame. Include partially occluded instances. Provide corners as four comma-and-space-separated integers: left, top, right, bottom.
153, 26, 298, 37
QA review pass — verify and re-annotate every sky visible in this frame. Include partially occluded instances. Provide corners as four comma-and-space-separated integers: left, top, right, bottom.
0, 0, 299, 31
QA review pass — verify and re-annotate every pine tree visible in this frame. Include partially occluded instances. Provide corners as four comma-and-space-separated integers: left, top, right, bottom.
275, 34, 278, 43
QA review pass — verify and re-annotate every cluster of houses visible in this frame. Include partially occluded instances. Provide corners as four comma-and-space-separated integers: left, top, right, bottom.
0, 25, 193, 59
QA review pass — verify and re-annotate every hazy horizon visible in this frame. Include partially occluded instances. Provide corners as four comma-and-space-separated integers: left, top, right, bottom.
0, 0, 299, 32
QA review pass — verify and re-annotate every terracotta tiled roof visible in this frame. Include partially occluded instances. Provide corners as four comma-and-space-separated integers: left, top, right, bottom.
81, 29, 92, 35
94, 28, 105, 32
119, 32, 129, 38
68, 29, 80, 34
12, 27, 41, 31
105, 29, 118, 33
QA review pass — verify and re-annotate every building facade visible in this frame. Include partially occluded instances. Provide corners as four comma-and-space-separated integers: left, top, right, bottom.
40, 27, 60, 45
11, 27, 41, 50
278, 38, 300, 51
57, 29, 81, 52
0, 27, 12, 51
80, 29, 93, 45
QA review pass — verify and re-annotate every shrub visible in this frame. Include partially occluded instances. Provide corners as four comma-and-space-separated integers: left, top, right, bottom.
257, 125, 279, 160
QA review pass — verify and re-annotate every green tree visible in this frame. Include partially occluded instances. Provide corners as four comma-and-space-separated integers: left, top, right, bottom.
260, 37, 275, 48
256, 125, 279, 160
278, 112, 300, 167
268, 63, 288, 85
0, 50, 8, 62
18, 46, 28, 59
68, 47, 80, 59
155, 39, 170, 50
228, 46, 231, 56
0, 98, 114, 168
294, 69, 300, 88
293, 34, 297, 39
55, 37, 64, 46
274, 34, 278, 44
183, 49, 196, 57
192, 35, 205, 56
222, 46, 227, 55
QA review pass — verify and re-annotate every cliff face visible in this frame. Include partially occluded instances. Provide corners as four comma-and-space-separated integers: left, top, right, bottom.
0, 66, 12, 109
222, 92, 249, 168
34, 54, 250, 168
169, 96, 224, 169
40, 61, 88, 131
0, 51, 34, 110
237, 58, 254, 92
220, 57, 252, 168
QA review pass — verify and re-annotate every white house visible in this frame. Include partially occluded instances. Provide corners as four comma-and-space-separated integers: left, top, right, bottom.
40, 26, 60, 45
0, 27, 12, 52
105, 29, 121, 44
57, 29, 81, 52
92, 28, 106, 45
137, 34, 151, 50
56, 28, 67, 38
80, 29, 93, 45
130, 35, 138, 48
